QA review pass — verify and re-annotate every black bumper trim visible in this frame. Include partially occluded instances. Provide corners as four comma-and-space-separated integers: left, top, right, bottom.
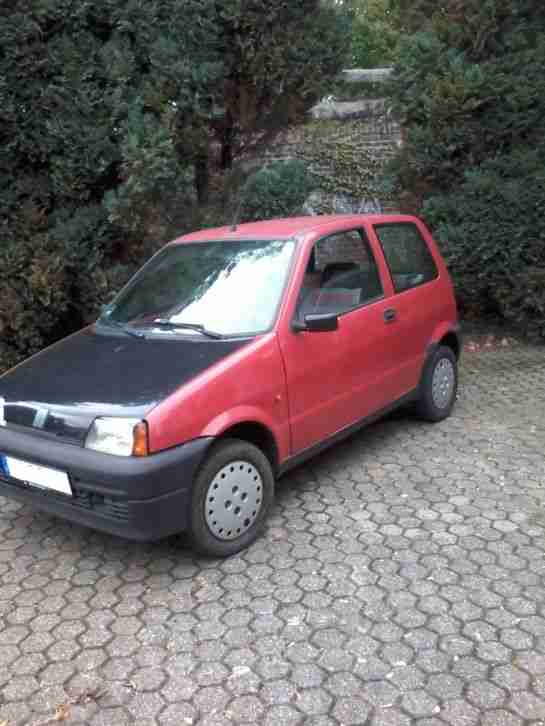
0, 430, 215, 540
0, 475, 192, 541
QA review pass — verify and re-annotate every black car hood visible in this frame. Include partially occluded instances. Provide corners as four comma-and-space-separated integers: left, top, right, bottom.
0, 326, 250, 444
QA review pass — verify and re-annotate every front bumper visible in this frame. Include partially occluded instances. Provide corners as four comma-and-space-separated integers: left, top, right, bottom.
0, 426, 213, 540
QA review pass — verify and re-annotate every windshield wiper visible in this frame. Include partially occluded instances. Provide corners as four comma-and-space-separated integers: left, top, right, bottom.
99, 319, 146, 339
151, 320, 223, 340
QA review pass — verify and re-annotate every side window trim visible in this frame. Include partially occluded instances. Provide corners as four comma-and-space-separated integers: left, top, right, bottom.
373, 222, 439, 295
293, 227, 386, 323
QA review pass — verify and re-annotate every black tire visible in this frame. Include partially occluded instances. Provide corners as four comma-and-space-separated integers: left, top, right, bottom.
188, 438, 275, 557
415, 345, 458, 422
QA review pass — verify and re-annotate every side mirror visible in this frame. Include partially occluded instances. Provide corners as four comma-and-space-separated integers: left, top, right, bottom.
292, 313, 339, 333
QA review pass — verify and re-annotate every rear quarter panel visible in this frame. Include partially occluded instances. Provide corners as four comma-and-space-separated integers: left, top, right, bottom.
415, 219, 459, 348
366, 217, 459, 386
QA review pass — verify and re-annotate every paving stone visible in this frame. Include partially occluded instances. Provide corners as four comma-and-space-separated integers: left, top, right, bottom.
193, 685, 229, 713
11, 652, 46, 676
387, 664, 425, 690
347, 635, 380, 657
126, 691, 165, 720
492, 664, 530, 691
439, 634, 473, 656
476, 641, 512, 663
401, 689, 440, 717
428, 615, 459, 635
353, 655, 391, 680
295, 688, 333, 715
40, 661, 77, 685
499, 627, 533, 651
509, 691, 545, 720
260, 679, 297, 705
439, 699, 480, 725
256, 656, 290, 680
3, 676, 40, 701
427, 673, 464, 700
463, 620, 496, 643
0, 645, 21, 667
130, 667, 167, 692
0, 701, 32, 726
403, 628, 437, 651
325, 671, 362, 697
516, 652, 545, 674
1, 348, 545, 725
226, 695, 264, 722
372, 623, 404, 643
292, 664, 324, 688
381, 643, 414, 667
360, 679, 399, 707
466, 680, 506, 709
263, 705, 302, 726
332, 697, 371, 724
90, 707, 131, 726
317, 647, 354, 672
28, 683, 68, 713
480, 711, 522, 726
371, 708, 411, 726
451, 655, 489, 680
0, 625, 28, 645
159, 701, 197, 725
225, 667, 260, 696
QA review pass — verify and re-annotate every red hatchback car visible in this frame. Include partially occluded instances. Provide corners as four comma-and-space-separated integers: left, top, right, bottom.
0, 215, 460, 556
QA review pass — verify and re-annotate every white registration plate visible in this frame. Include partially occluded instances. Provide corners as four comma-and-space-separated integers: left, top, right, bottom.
3, 456, 72, 496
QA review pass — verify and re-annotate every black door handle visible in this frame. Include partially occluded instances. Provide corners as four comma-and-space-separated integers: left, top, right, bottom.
384, 308, 397, 323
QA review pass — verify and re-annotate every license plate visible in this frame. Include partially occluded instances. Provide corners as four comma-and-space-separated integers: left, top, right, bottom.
2, 456, 72, 496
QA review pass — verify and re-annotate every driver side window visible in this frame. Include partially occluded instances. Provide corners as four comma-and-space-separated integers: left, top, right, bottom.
296, 229, 384, 321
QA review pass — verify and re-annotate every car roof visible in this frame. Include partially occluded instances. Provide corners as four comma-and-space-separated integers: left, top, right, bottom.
175, 214, 420, 243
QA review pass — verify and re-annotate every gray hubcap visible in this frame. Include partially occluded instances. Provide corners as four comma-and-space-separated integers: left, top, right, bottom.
205, 461, 263, 541
432, 357, 455, 409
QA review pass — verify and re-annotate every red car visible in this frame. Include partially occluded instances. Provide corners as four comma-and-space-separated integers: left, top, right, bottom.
0, 215, 460, 556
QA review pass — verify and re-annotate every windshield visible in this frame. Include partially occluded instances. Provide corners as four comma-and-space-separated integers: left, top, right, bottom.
100, 239, 296, 337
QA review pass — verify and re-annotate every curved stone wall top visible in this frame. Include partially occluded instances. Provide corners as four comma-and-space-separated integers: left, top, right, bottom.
340, 68, 394, 83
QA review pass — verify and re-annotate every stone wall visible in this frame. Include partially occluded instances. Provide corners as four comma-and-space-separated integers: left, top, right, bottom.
242, 70, 401, 215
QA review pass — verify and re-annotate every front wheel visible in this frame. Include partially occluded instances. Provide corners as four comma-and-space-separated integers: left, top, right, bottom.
415, 345, 458, 422
188, 439, 275, 557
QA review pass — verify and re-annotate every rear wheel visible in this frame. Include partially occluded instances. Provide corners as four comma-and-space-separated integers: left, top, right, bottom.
188, 439, 274, 557
415, 345, 458, 422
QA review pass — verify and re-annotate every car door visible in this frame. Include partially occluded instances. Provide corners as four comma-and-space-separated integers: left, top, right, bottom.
278, 227, 410, 456
370, 220, 442, 392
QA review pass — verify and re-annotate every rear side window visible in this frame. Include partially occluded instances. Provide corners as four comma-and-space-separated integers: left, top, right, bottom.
374, 223, 438, 293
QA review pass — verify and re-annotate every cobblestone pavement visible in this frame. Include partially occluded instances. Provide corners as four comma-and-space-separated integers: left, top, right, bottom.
0, 346, 544, 726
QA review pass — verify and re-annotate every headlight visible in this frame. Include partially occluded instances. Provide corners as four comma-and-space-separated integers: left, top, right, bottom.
85, 418, 149, 457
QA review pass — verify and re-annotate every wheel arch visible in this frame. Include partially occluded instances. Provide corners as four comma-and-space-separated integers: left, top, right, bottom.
428, 324, 462, 360
202, 410, 281, 475
217, 421, 279, 474
438, 331, 461, 359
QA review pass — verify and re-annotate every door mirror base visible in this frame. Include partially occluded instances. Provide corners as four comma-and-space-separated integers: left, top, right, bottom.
292, 313, 339, 333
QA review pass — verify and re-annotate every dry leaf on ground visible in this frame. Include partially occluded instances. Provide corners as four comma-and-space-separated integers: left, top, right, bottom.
54, 704, 70, 721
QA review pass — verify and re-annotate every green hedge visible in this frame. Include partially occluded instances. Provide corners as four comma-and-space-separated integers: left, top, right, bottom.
0, 223, 133, 373
386, 0, 545, 340
423, 147, 545, 341
239, 160, 313, 222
